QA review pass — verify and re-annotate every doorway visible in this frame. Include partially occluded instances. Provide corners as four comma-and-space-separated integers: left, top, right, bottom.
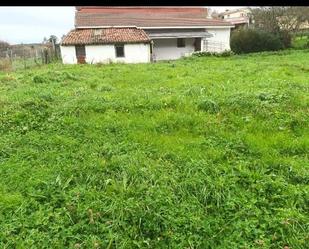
194, 38, 201, 52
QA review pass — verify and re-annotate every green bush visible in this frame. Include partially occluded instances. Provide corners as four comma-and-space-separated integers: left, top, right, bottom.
278, 30, 292, 48
193, 50, 234, 57
231, 29, 284, 54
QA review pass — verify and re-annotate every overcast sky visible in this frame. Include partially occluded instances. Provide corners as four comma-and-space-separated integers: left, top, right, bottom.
0, 6, 243, 44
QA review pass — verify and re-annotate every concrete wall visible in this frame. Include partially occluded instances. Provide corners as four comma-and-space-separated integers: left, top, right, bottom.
203, 28, 231, 52
60, 46, 77, 64
152, 38, 196, 61
61, 43, 150, 64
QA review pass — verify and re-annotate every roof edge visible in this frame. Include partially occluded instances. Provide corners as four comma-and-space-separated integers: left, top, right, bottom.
76, 25, 235, 29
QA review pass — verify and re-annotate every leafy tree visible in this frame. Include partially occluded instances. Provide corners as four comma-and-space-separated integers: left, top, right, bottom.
0, 40, 10, 50
48, 35, 58, 45
251, 7, 309, 48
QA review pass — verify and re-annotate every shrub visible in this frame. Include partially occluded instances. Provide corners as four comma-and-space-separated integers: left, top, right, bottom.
278, 30, 292, 48
193, 50, 234, 57
231, 29, 283, 54
0, 58, 12, 72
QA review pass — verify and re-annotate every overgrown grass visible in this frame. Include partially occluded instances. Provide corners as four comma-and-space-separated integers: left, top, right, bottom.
0, 50, 308, 248
292, 35, 309, 49
0, 57, 58, 72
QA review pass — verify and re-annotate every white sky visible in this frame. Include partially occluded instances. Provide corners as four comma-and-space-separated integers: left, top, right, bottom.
0, 7, 75, 44
0, 6, 244, 44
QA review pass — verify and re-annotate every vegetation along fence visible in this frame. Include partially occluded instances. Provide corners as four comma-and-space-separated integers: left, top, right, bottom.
0, 44, 61, 71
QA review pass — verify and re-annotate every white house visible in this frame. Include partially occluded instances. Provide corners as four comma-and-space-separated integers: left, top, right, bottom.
217, 7, 252, 29
60, 7, 234, 64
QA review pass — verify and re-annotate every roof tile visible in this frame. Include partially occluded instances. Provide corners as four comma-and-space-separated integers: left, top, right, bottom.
75, 7, 233, 27
61, 28, 151, 45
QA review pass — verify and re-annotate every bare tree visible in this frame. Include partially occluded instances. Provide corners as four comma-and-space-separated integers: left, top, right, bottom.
252, 7, 309, 47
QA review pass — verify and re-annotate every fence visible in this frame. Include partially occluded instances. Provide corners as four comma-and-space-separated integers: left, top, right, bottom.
203, 40, 226, 53
0, 44, 61, 71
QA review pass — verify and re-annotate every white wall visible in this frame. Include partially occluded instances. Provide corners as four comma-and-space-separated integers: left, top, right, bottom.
203, 28, 231, 52
152, 38, 196, 61
60, 29, 231, 64
86, 43, 150, 64
61, 43, 150, 64
60, 46, 77, 64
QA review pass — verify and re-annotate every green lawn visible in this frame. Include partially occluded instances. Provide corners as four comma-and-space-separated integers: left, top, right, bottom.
0, 50, 308, 248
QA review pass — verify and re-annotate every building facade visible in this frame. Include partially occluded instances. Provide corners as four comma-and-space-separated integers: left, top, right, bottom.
61, 7, 234, 64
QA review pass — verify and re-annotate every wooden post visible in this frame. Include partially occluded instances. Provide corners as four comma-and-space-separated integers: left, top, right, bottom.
22, 48, 26, 69
41, 49, 44, 64
150, 41, 154, 62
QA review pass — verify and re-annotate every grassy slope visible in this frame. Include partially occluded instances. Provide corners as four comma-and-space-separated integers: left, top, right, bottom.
0, 50, 308, 248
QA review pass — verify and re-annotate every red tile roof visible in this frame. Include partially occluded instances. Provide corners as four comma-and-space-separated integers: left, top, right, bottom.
61, 28, 151, 46
75, 7, 233, 28
76, 7, 209, 16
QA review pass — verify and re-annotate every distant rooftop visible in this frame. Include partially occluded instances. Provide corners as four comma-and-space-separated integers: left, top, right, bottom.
74, 7, 233, 28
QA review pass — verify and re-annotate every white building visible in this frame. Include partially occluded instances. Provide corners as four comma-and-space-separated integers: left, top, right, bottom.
61, 28, 151, 64
218, 7, 252, 29
60, 7, 234, 64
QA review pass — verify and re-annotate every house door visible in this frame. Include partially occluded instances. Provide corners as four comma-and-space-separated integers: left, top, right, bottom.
75, 45, 86, 64
194, 38, 201, 52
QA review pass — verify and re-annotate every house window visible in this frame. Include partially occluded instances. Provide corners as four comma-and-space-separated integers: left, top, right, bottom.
115, 45, 125, 58
177, 38, 185, 48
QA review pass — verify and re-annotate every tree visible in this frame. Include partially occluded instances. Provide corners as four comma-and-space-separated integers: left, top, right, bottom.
251, 7, 309, 48
48, 35, 58, 45
0, 40, 10, 50
47, 35, 60, 60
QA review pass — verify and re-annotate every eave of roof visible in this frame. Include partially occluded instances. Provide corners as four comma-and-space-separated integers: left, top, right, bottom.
61, 28, 151, 46
75, 25, 235, 29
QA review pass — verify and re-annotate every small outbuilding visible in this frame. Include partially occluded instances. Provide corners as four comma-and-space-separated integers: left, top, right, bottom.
60, 27, 151, 64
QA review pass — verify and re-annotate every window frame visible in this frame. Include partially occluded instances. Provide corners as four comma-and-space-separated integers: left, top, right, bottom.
177, 38, 186, 48
115, 44, 125, 58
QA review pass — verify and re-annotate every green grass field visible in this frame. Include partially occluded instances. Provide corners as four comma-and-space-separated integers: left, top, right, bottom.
0, 50, 308, 248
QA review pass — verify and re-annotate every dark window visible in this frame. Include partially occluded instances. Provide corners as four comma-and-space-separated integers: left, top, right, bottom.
75, 45, 85, 57
115, 45, 125, 58
177, 38, 185, 48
